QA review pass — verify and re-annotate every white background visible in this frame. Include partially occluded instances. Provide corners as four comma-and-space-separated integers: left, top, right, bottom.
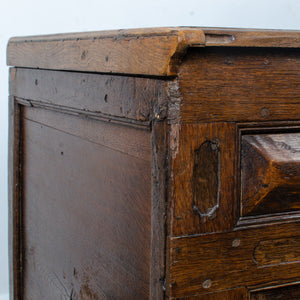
1, 0, 300, 298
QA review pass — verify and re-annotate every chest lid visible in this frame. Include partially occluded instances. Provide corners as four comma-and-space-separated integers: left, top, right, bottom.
7, 27, 300, 76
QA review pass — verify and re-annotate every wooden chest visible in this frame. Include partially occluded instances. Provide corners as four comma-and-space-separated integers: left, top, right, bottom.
7, 27, 300, 299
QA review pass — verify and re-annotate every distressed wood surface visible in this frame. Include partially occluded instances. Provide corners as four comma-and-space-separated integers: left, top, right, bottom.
250, 284, 300, 299
7, 27, 300, 76
21, 107, 152, 299
150, 121, 168, 299
175, 47, 300, 123
9, 68, 169, 125
23, 106, 151, 161
7, 28, 205, 76
168, 123, 238, 236
8, 27, 300, 300
202, 27, 300, 47
241, 133, 300, 217
8, 97, 22, 300
167, 222, 300, 298
175, 288, 248, 299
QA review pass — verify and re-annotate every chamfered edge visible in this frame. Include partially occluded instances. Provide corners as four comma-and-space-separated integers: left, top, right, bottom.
6, 27, 300, 76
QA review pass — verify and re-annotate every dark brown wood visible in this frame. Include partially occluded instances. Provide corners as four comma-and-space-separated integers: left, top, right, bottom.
175, 47, 300, 123
250, 284, 300, 299
8, 27, 300, 300
192, 141, 220, 223
21, 107, 151, 299
168, 123, 238, 236
177, 288, 248, 299
167, 222, 300, 298
150, 121, 168, 299
7, 28, 300, 77
8, 96, 22, 300
10, 68, 169, 125
241, 133, 300, 217
23, 106, 151, 161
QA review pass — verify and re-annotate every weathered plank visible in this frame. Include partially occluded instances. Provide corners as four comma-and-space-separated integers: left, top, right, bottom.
167, 222, 300, 298
175, 47, 300, 123
21, 108, 152, 299
7, 28, 300, 76
9, 68, 169, 125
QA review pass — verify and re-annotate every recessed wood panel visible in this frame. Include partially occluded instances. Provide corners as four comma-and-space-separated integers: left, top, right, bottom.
241, 133, 300, 217
21, 108, 151, 299
192, 141, 220, 223
168, 123, 237, 236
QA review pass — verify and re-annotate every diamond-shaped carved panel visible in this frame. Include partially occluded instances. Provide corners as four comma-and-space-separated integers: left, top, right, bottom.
241, 133, 300, 217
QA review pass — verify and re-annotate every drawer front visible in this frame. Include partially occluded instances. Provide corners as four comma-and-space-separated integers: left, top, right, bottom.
167, 122, 300, 299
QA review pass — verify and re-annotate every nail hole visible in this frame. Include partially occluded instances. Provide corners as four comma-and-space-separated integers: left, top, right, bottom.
104, 94, 108, 103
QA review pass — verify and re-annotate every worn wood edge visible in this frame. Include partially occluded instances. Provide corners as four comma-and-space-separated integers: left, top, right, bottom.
249, 280, 300, 293
7, 28, 205, 76
10, 68, 170, 127
202, 28, 300, 47
6, 27, 197, 43
150, 121, 168, 299
7, 27, 300, 43
14, 97, 152, 130
169, 287, 248, 299
7, 27, 300, 76
8, 96, 22, 300
167, 78, 182, 124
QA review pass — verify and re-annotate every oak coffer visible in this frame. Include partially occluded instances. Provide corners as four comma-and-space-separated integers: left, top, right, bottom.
7, 27, 300, 299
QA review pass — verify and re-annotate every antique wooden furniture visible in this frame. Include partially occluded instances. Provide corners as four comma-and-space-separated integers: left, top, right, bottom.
7, 27, 300, 299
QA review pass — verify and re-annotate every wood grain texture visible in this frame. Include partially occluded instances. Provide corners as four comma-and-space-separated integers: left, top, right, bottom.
150, 121, 168, 299
192, 141, 220, 223
254, 236, 300, 267
250, 284, 300, 299
7, 28, 205, 76
8, 97, 22, 300
168, 123, 238, 236
241, 133, 300, 217
167, 222, 300, 298
21, 107, 151, 299
23, 106, 151, 161
175, 288, 247, 299
7, 27, 300, 76
176, 47, 300, 123
9, 27, 300, 299
202, 27, 300, 47
9, 68, 169, 125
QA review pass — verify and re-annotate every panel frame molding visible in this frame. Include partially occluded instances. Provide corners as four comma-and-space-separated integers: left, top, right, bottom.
236, 121, 300, 228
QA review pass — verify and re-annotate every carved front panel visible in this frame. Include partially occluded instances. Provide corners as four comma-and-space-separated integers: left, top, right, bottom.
241, 133, 300, 218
